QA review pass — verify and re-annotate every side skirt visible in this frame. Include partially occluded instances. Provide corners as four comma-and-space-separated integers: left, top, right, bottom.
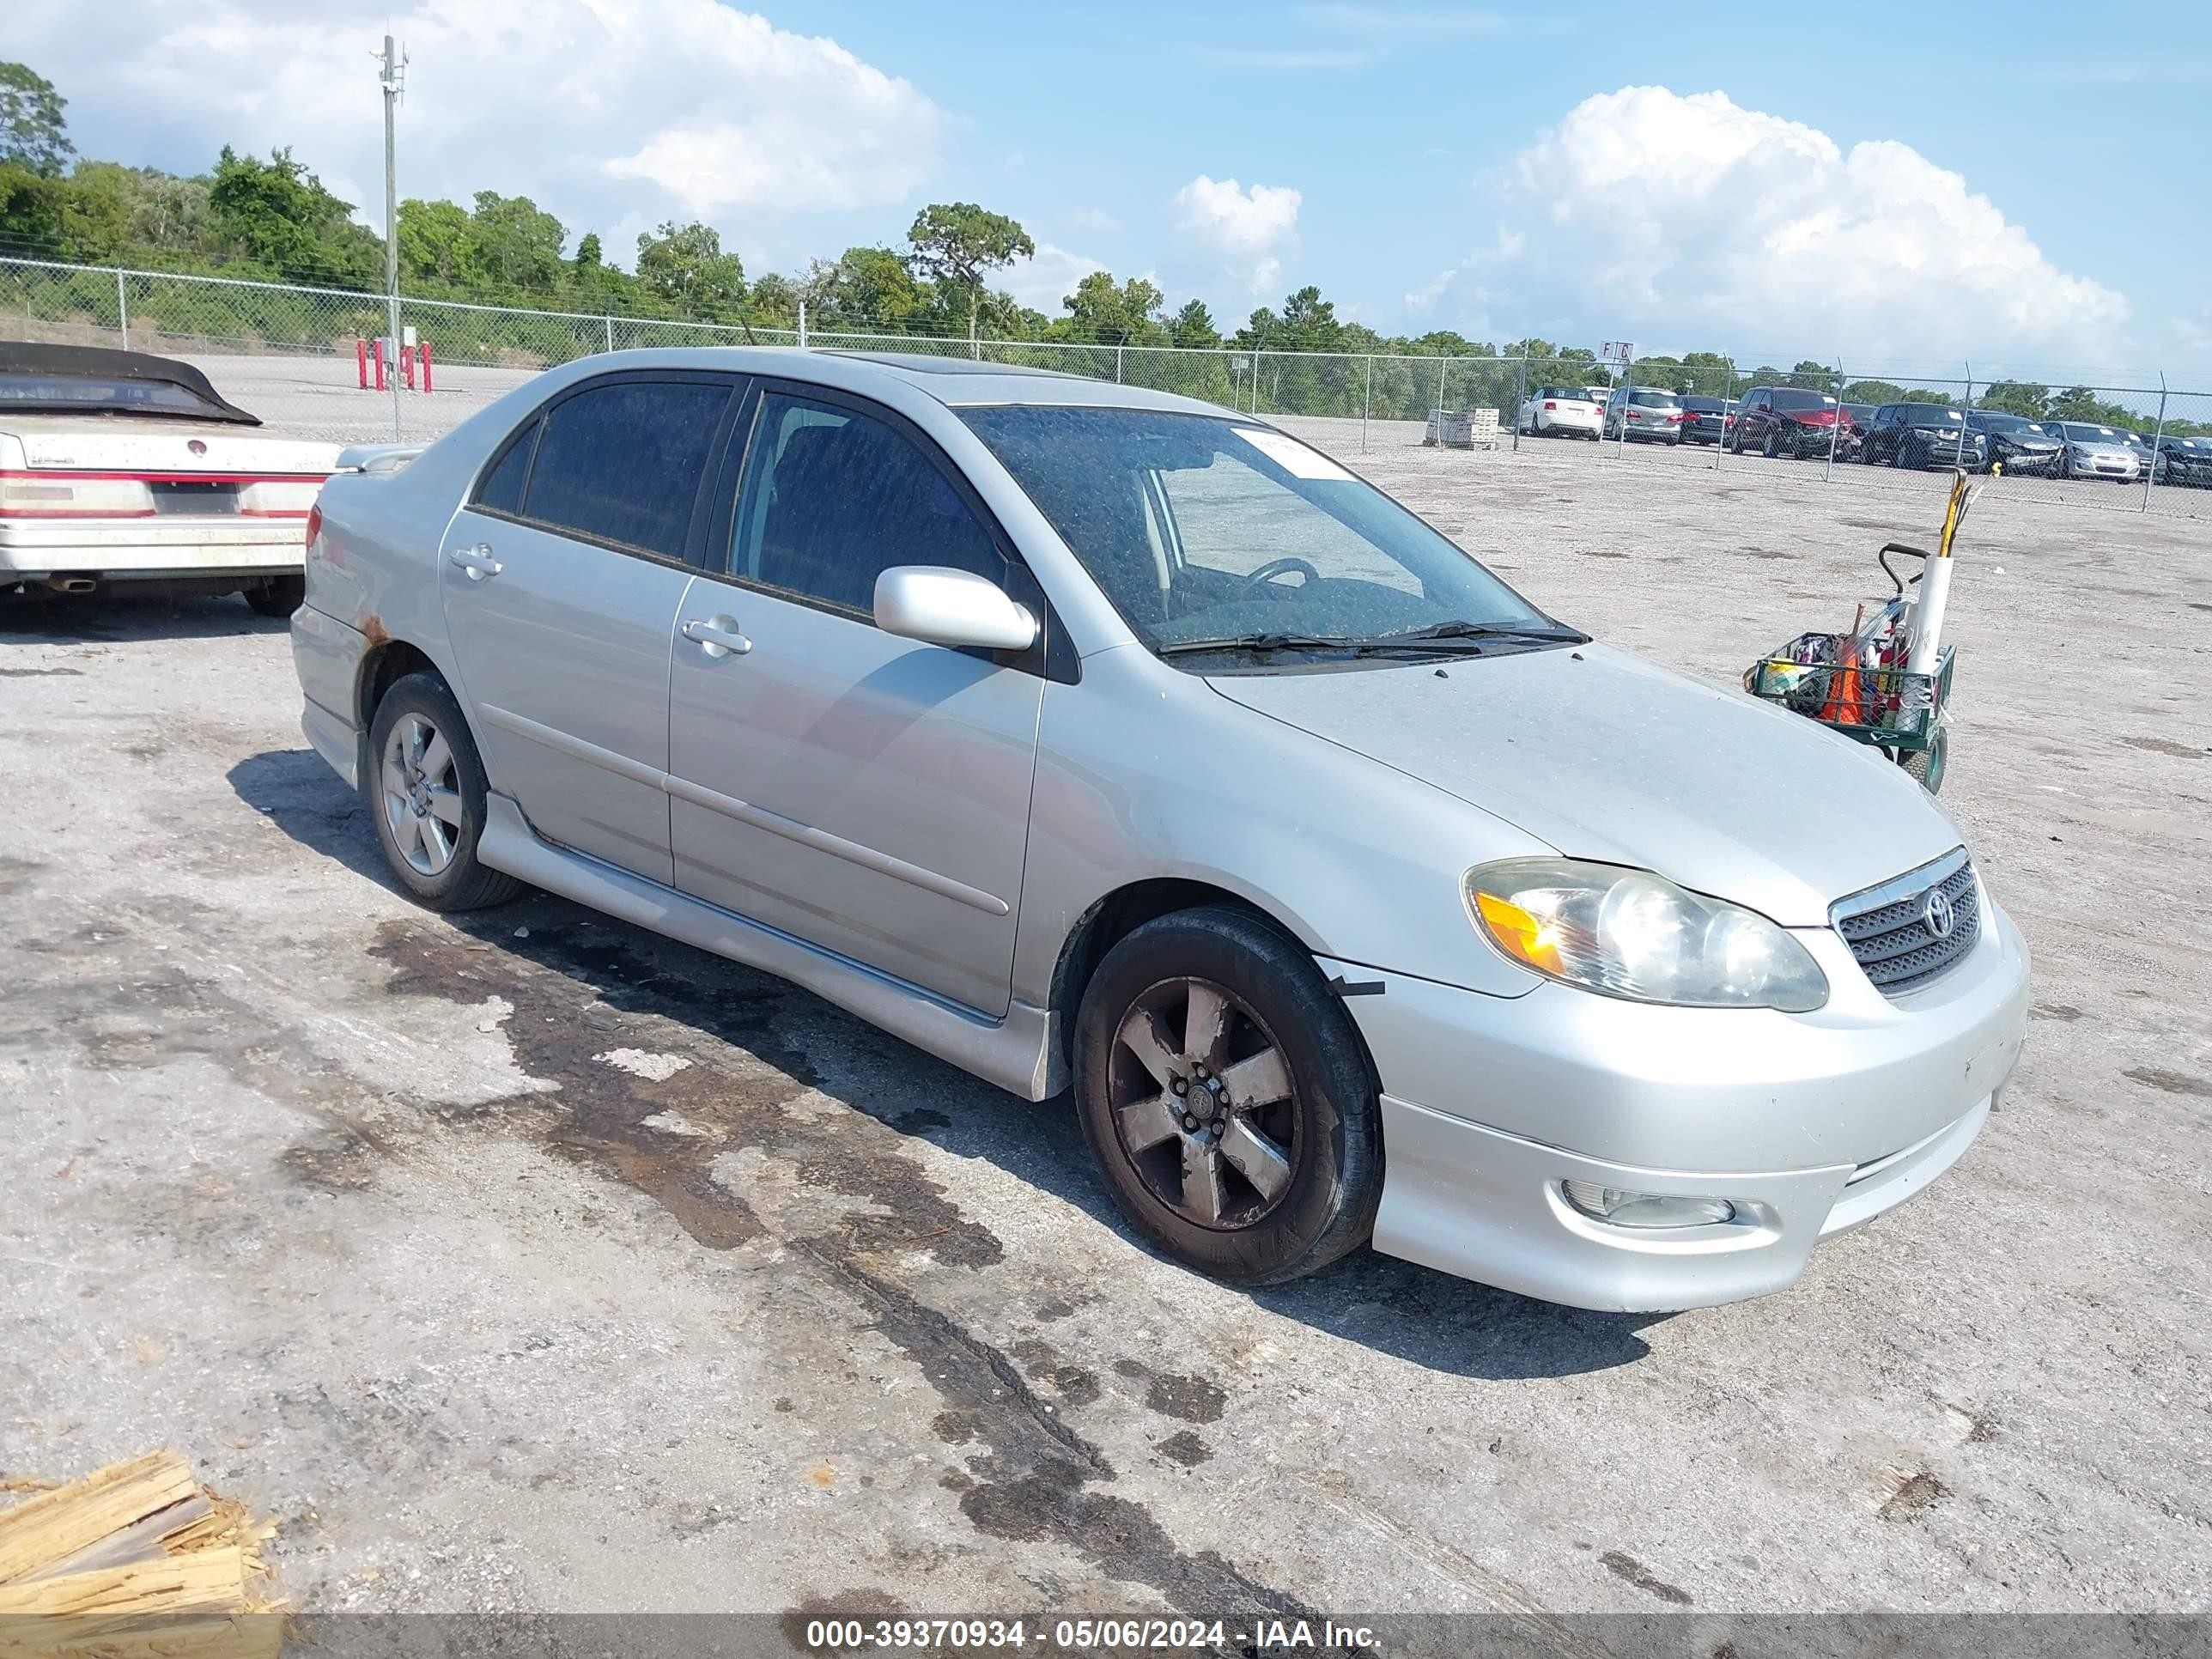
476, 793, 1061, 1102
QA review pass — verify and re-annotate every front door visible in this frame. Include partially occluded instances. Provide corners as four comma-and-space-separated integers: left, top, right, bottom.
439, 372, 738, 884
666, 386, 1045, 1017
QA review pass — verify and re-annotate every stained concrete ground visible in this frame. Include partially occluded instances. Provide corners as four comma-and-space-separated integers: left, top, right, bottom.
2, 423, 2208, 1635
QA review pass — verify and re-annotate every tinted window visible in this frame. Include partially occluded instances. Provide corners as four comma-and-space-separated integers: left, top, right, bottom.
475, 422, 536, 515
732, 392, 1004, 615
522, 380, 731, 560
0, 370, 247, 422
1769, 390, 1836, 411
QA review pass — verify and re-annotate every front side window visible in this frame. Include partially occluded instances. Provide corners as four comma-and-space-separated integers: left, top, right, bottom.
521, 379, 731, 561
731, 392, 1004, 615
961, 406, 1562, 666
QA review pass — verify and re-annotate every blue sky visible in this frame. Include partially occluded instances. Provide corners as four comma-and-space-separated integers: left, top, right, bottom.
19, 1, 2212, 379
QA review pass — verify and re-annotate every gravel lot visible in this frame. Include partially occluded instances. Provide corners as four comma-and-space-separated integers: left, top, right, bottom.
2, 414, 2208, 1633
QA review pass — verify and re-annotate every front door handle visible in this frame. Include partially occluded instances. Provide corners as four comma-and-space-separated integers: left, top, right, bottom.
681, 616, 753, 658
448, 543, 502, 580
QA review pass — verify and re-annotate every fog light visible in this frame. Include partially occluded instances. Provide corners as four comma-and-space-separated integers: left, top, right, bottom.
1561, 1180, 1737, 1229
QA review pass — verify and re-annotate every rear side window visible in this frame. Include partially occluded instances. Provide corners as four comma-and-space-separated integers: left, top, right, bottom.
475, 424, 535, 516
521, 380, 731, 561
730, 392, 1004, 615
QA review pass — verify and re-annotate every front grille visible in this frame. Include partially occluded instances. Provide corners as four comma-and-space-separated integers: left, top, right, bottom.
1831, 848, 1982, 996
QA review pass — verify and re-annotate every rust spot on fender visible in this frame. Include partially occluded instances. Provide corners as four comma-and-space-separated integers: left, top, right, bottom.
361, 612, 390, 648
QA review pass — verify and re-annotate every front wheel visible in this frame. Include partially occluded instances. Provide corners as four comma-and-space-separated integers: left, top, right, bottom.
365, 672, 524, 910
1073, 908, 1383, 1286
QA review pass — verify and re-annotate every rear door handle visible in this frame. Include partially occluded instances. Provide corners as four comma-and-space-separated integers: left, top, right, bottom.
681, 616, 752, 657
449, 543, 502, 580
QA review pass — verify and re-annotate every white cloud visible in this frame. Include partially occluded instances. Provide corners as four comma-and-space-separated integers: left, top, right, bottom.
1475, 86, 2128, 363
13, 0, 945, 263
1174, 174, 1302, 296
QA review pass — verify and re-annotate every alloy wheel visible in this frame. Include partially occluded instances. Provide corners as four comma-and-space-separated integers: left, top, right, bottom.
380, 712, 465, 877
1108, 976, 1299, 1230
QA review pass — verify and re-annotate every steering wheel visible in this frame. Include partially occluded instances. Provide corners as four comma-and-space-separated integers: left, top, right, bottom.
1242, 556, 1321, 592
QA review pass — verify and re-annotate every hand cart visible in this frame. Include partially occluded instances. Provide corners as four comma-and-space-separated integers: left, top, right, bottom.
1741, 470, 1984, 794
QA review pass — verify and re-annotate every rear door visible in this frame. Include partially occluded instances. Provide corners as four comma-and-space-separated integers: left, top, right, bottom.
665, 383, 1048, 1016
438, 371, 741, 884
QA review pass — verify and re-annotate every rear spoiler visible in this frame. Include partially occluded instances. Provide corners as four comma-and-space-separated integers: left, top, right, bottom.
334, 442, 427, 475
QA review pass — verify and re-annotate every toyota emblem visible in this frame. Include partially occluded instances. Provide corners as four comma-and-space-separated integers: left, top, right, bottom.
1920, 887, 1955, 939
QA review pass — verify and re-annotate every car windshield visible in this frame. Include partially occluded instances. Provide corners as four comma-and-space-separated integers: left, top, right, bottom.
2059, 424, 2118, 440
1769, 391, 1836, 410
959, 406, 1569, 667
1973, 413, 2040, 433
0, 369, 246, 421
1911, 408, 1966, 424
1683, 397, 1724, 411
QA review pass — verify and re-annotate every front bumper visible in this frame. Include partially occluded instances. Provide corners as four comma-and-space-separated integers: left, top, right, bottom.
0, 520, 306, 580
1323, 896, 2029, 1310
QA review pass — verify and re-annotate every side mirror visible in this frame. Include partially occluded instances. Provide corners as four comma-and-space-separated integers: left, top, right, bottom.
874, 565, 1038, 653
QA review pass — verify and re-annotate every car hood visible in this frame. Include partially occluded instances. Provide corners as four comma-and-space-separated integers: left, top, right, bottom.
1206, 642, 1962, 927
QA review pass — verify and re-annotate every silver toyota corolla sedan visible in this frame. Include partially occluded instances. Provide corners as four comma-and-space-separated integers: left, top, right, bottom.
291, 349, 2028, 1312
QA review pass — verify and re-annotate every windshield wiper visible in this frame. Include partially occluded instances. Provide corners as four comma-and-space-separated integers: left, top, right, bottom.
1153, 632, 1358, 658
1374, 619, 1590, 647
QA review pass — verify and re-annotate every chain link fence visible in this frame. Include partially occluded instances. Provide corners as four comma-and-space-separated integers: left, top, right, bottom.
6, 255, 2208, 524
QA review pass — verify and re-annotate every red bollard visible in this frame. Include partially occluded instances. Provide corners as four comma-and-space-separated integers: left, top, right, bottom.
419, 339, 433, 394
401, 343, 415, 391
356, 337, 368, 389
371, 337, 386, 392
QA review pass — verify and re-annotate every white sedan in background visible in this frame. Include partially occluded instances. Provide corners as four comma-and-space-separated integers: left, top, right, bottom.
1515, 386, 1604, 440
1, 343, 339, 615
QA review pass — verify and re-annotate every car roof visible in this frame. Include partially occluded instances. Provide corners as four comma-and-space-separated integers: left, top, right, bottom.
542, 344, 1237, 416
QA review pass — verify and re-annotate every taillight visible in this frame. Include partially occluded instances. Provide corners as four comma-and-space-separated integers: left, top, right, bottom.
0, 471, 157, 519
237, 480, 319, 518
1627, 410, 1642, 421
305, 502, 324, 549
1668, 412, 1683, 422
1543, 400, 1558, 410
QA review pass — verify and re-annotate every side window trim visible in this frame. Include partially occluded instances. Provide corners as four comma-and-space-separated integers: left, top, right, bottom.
468, 368, 746, 572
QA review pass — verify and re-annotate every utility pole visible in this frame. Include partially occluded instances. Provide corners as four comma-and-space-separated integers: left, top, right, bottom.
379, 35, 406, 440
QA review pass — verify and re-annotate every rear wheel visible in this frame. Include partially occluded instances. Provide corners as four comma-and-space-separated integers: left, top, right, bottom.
244, 575, 305, 617
1763, 427, 1779, 459
365, 672, 523, 910
1073, 908, 1382, 1286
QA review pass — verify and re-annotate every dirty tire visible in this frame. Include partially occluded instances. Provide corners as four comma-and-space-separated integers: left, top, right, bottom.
244, 575, 306, 617
1073, 906, 1382, 1286
1898, 726, 1948, 794
365, 671, 522, 911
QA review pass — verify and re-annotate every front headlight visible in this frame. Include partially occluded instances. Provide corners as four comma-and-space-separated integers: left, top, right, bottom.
1465, 859, 1828, 1012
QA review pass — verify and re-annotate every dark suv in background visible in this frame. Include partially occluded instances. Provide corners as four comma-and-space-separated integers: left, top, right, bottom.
1732, 387, 1848, 458
1859, 404, 1989, 471
1966, 411, 2062, 475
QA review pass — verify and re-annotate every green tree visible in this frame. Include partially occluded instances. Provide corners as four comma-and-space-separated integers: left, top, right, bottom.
803, 246, 928, 330
397, 198, 477, 285
470, 191, 564, 292
748, 272, 799, 328
207, 146, 379, 285
635, 221, 745, 311
574, 231, 602, 270
1062, 270, 1164, 344
1842, 380, 1906, 404
1170, 298, 1219, 349
1979, 380, 2051, 418
905, 202, 1033, 342
1278, 284, 1340, 350
0, 63, 72, 177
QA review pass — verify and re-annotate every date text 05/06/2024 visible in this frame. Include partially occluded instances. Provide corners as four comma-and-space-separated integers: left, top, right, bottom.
799, 1617, 1380, 1651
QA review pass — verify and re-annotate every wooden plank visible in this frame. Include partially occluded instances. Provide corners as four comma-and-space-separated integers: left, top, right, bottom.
15, 1496, 215, 1583
0, 1547, 246, 1620
0, 1453, 198, 1586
